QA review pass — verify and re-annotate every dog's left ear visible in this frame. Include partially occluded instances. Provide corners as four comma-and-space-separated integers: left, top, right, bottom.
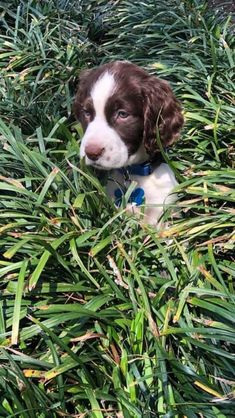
142, 76, 184, 155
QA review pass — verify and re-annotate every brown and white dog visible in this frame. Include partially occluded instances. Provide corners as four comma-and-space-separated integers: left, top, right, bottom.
74, 61, 183, 225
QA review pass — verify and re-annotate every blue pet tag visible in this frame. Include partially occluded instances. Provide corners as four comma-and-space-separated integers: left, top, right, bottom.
114, 187, 145, 207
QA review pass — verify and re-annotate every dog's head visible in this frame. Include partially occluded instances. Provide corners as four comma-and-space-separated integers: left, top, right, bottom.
74, 61, 183, 169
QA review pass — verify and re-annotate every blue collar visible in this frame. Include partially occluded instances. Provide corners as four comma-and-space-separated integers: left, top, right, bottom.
119, 161, 153, 177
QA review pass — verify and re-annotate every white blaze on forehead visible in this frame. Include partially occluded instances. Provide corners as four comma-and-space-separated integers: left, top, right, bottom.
90, 71, 116, 117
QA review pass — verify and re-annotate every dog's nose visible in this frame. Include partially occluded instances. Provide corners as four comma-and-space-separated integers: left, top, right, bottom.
85, 144, 105, 161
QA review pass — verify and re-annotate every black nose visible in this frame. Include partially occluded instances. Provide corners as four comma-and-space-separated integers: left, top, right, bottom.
85, 144, 105, 161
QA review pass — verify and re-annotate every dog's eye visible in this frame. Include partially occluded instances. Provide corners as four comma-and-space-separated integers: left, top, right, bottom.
82, 108, 91, 118
117, 110, 129, 119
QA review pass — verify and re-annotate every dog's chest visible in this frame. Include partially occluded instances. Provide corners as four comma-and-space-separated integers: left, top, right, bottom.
106, 163, 178, 224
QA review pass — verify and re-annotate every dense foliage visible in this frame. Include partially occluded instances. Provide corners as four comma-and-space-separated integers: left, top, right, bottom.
0, 0, 234, 417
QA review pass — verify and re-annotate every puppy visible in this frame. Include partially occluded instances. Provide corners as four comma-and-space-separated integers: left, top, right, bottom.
74, 61, 183, 225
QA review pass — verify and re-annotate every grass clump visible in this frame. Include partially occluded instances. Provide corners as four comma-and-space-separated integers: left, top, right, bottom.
0, 1, 235, 417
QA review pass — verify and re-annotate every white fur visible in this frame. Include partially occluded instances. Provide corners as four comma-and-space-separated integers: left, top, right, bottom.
107, 163, 178, 225
91, 71, 115, 118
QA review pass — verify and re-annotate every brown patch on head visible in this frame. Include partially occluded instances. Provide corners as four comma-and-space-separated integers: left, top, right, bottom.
105, 85, 144, 155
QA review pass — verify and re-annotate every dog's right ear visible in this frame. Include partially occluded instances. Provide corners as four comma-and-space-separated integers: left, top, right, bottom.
73, 69, 92, 120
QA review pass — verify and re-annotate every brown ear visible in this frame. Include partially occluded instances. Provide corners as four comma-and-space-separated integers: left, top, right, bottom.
73, 69, 93, 120
143, 77, 184, 156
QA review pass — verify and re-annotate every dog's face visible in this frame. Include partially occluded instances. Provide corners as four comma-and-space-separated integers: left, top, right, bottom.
74, 61, 183, 170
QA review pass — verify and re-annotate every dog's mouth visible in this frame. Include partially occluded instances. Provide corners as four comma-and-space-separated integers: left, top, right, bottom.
87, 161, 111, 171
86, 157, 125, 171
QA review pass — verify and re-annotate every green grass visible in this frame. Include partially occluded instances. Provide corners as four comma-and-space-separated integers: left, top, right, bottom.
0, 0, 235, 417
